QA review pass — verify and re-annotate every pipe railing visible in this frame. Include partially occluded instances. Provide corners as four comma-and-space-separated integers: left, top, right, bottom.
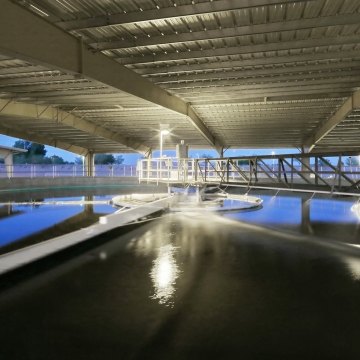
138, 152, 360, 191
0, 164, 137, 178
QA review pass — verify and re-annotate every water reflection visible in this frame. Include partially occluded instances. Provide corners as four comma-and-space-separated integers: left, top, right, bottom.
352, 202, 360, 220
150, 244, 180, 306
301, 198, 313, 235
342, 255, 360, 281
0, 195, 116, 254
127, 219, 181, 306
0, 203, 23, 219
2, 212, 360, 359
225, 192, 360, 243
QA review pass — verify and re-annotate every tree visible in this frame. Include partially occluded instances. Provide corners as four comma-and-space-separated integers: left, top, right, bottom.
12, 139, 70, 164
13, 140, 30, 164
345, 157, 360, 166
13, 140, 47, 164
94, 154, 115, 164
74, 156, 83, 165
13, 139, 30, 150
114, 155, 124, 164
200, 153, 213, 159
28, 143, 47, 158
49, 155, 67, 164
238, 159, 249, 166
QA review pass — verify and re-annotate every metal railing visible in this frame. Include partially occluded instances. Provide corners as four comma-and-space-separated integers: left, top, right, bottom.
138, 152, 360, 192
0, 164, 137, 178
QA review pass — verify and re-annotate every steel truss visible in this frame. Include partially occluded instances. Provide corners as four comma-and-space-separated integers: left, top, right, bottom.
138, 151, 360, 193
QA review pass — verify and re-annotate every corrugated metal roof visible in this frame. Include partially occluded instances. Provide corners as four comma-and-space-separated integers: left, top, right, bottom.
1, 0, 360, 153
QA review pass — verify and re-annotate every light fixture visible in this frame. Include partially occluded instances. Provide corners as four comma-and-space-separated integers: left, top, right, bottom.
159, 125, 170, 158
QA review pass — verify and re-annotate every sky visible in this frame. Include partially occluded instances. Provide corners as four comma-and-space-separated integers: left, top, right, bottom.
0, 134, 299, 165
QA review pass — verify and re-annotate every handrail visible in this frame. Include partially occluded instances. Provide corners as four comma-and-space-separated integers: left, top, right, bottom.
138, 153, 360, 192
0, 164, 137, 178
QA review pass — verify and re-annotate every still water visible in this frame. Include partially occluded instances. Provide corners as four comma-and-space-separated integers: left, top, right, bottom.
226, 191, 360, 243
0, 194, 116, 254
0, 185, 164, 254
1, 212, 360, 359
1, 188, 359, 254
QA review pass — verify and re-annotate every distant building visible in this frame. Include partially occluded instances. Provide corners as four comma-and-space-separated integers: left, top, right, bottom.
0, 145, 27, 178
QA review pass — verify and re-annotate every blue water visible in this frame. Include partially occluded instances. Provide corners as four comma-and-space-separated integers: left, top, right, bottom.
0, 195, 116, 250
226, 195, 359, 225
0, 204, 83, 247
0, 190, 359, 253
310, 198, 358, 223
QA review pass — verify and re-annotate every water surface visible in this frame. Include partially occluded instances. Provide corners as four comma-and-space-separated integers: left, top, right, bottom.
1, 213, 360, 359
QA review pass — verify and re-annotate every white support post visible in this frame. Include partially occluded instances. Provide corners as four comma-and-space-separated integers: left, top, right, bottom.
4, 153, 13, 179
85, 152, 94, 177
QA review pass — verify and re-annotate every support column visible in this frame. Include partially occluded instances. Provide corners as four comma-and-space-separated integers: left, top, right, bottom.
145, 149, 152, 158
84, 195, 94, 214
218, 147, 225, 158
301, 198, 313, 235
4, 153, 13, 178
85, 152, 94, 177
301, 147, 311, 182
0, 149, 14, 178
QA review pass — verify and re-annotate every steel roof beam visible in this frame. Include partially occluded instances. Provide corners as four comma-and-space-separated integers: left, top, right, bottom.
0, 75, 94, 87
171, 79, 360, 96
162, 73, 360, 90
312, 146, 360, 153
57, 0, 312, 31
0, 65, 52, 76
190, 94, 348, 105
92, 13, 360, 51
150, 61, 360, 83
7, 73, 358, 98
0, 0, 220, 149
0, 82, 106, 93
134, 50, 360, 76
0, 123, 89, 156
194, 100, 345, 108
183, 88, 353, 103
0, 99, 150, 154
119, 34, 360, 65
305, 91, 360, 152
11, 87, 352, 106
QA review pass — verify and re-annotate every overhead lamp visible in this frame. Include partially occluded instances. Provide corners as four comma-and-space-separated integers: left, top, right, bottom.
160, 125, 170, 158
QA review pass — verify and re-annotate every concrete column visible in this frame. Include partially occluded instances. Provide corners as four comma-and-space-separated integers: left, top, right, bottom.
301, 198, 313, 235
85, 152, 94, 177
84, 195, 94, 214
0, 149, 14, 178
4, 153, 13, 178
301, 147, 311, 182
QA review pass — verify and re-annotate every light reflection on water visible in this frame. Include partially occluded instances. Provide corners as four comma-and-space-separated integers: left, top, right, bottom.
127, 223, 181, 306
2, 212, 360, 358
150, 244, 180, 306
343, 256, 360, 281
1, 189, 360, 254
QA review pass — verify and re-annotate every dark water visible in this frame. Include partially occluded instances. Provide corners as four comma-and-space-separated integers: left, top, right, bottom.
0, 188, 359, 253
1, 213, 360, 359
0, 185, 166, 254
